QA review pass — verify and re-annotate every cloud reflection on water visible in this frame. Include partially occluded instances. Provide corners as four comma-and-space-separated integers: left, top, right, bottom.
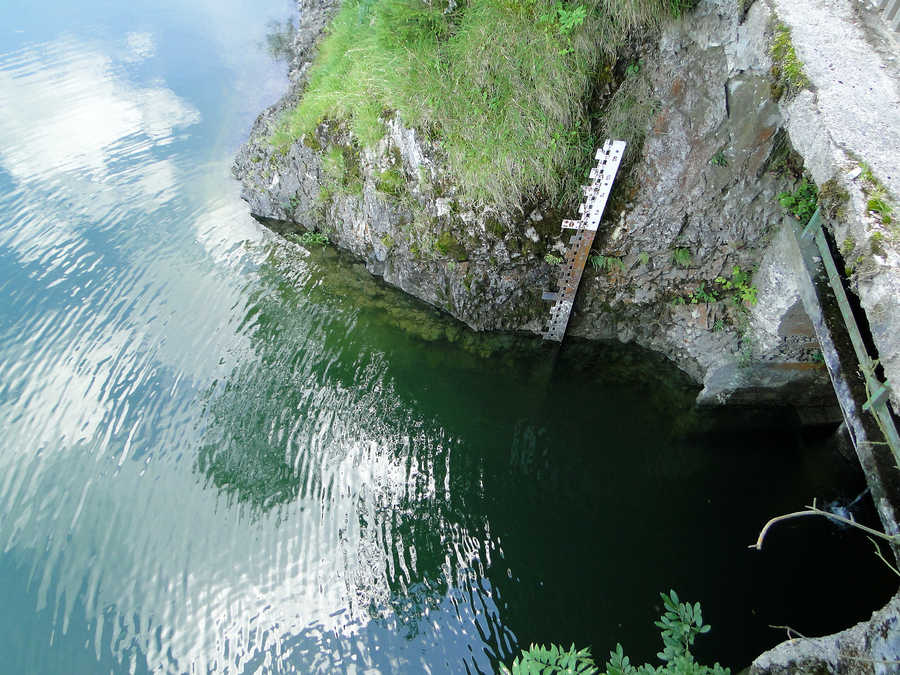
0, 27, 509, 673
0, 36, 199, 185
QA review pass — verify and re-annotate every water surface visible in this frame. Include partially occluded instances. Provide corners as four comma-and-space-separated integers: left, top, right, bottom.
0, 1, 896, 672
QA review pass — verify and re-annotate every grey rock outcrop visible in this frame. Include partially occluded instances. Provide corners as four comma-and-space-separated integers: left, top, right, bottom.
751, 590, 900, 674
568, 0, 833, 414
234, 5, 556, 334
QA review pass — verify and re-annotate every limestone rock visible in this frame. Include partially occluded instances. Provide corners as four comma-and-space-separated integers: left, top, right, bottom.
571, 0, 830, 405
751, 591, 900, 675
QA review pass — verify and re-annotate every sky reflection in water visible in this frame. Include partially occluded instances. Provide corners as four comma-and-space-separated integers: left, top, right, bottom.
0, 2, 514, 671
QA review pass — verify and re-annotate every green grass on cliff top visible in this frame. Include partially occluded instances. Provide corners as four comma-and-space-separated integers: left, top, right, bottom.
272, 0, 693, 208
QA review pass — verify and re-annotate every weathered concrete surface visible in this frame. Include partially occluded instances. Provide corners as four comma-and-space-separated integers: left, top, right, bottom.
767, 0, 900, 410
768, 0, 900, 197
751, 590, 900, 675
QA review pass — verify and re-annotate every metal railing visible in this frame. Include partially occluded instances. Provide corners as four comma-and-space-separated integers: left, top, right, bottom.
874, 0, 900, 32
800, 207, 900, 462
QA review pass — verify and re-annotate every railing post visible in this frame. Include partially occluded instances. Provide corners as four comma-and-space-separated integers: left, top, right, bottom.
804, 207, 900, 465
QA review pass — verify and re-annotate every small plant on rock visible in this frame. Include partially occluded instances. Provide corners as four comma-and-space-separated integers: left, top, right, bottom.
778, 178, 817, 222
867, 188, 893, 225
857, 163, 894, 226
690, 281, 718, 304
296, 231, 329, 247
715, 266, 757, 306
867, 196, 893, 224
545, 253, 563, 265
709, 149, 728, 167
671, 247, 692, 267
281, 194, 302, 212
590, 254, 625, 273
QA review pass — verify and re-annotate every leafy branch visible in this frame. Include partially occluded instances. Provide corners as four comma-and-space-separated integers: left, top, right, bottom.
504, 591, 729, 675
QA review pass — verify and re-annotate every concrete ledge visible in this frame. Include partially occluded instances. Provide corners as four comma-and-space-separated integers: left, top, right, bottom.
768, 0, 900, 411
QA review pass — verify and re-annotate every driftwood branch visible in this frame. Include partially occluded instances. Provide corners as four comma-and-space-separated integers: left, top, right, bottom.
750, 500, 900, 551
768, 624, 806, 642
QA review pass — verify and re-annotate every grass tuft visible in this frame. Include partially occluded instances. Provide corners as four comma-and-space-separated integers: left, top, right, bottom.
599, 64, 658, 170
273, 0, 693, 209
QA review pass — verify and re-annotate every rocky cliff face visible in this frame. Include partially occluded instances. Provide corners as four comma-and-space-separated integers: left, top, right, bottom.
567, 0, 833, 412
235, 111, 553, 333
234, 0, 846, 415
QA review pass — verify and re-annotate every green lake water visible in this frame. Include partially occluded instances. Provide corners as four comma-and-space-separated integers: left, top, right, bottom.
0, 1, 896, 672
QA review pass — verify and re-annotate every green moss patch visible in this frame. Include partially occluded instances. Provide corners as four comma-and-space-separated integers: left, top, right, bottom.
434, 231, 468, 260
818, 178, 849, 221
770, 23, 809, 99
375, 167, 407, 199
322, 145, 363, 195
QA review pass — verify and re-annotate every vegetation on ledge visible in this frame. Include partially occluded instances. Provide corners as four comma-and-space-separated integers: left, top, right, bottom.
770, 22, 808, 100
272, 0, 695, 208
503, 590, 729, 675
